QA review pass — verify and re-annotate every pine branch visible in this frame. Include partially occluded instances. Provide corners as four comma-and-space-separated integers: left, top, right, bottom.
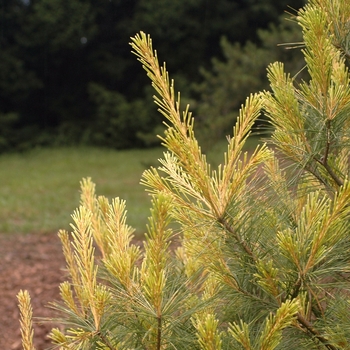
157, 315, 162, 350
309, 119, 344, 187
217, 216, 256, 262
304, 162, 334, 192
323, 120, 332, 165
96, 331, 115, 350
297, 312, 338, 350
290, 277, 302, 300
314, 156, 344, 187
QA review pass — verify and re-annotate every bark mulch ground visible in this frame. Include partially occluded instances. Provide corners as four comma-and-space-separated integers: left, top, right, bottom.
0, 232, 66, 350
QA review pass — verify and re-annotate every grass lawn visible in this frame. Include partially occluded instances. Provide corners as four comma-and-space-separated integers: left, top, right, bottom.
0, 137, 261, 237
0, 147, 163, 236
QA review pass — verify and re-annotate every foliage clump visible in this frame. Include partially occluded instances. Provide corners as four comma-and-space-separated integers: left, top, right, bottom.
17, 0, 350, 349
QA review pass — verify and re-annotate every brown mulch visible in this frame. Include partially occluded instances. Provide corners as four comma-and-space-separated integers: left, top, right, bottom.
0, 232, 66, 350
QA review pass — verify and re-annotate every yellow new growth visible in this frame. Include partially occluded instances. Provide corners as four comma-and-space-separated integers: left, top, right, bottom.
17, 290, 36, 350
194, 313, 223, 350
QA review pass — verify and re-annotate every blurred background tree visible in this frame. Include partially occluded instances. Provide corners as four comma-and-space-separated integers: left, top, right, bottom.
0, 0, 305, 152
193, 13, 306, 149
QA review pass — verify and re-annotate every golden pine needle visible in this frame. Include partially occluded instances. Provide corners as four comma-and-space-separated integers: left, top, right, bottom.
17, 290, 36, 350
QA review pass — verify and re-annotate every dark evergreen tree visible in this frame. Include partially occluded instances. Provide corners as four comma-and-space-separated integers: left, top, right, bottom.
0, 0, 42, 149
0, 0, 305, 151
193, 12, 307, 149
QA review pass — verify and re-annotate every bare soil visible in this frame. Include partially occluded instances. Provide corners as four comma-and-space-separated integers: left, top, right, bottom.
0, 232, 66, 350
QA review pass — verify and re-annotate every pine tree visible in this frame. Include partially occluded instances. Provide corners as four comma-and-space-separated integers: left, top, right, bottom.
17, 0, 350, 349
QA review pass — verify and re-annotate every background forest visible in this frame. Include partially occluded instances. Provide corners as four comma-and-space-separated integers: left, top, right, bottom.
1, 0, 305, 152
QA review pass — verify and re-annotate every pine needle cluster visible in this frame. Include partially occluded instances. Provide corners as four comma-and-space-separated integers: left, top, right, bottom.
17, 0, 350, 349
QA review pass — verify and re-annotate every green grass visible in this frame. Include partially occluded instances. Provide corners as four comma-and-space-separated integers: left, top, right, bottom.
0, 147, 163, 236
0, 136, 261, 237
